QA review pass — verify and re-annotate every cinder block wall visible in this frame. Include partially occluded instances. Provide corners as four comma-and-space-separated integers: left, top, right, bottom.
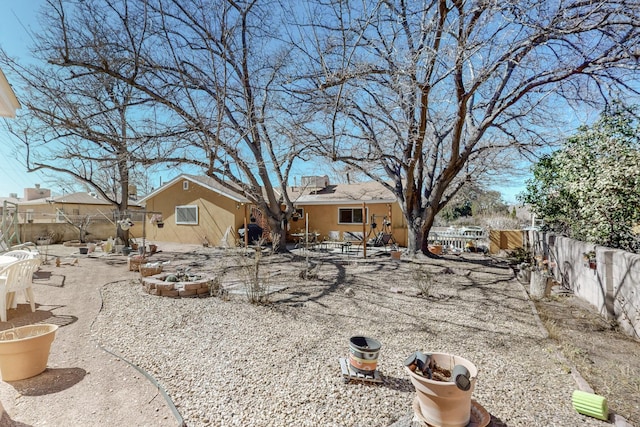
527, 230, 640, 340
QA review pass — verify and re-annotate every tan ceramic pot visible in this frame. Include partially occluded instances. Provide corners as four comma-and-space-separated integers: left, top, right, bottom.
405, 352, 477, 427
0, 324, 58, 381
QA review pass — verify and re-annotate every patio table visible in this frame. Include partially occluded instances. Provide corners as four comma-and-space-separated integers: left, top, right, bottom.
291, 233, 319, 248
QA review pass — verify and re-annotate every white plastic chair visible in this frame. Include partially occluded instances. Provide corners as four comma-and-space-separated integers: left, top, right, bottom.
0, 258, 42, 322
4, 250, 38, 260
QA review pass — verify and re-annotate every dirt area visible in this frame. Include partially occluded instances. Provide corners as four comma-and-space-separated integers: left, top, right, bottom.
0, 243, 639, 426
535, 295, 640, 425
0, 244, 180, 427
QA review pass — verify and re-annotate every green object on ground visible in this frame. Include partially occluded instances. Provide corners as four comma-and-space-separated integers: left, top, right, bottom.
572, 390, 608, 421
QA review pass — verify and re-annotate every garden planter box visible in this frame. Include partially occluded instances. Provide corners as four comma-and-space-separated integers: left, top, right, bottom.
128, 256, 148, 271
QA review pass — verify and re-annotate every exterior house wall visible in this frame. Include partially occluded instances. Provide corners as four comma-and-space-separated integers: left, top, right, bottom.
292, 202, 407, 247
0, 69, 20, 118
527, 230, 640, 341
143, 178, 246, 246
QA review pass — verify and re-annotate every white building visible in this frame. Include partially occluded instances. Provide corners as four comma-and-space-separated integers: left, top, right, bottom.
0, 69, 20, 118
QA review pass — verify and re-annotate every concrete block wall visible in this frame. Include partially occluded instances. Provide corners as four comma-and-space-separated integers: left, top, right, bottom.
527, 230, 640, 340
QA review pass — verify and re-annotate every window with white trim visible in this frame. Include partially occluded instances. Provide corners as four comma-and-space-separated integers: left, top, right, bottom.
338, 207, 367, 224
291, 207, 304, 221
183, 181, 189, 190
56, 208, 66, 223
176, 205, 198, 225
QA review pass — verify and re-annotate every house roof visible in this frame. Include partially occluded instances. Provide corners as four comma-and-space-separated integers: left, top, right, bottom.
0, 69, 20, 118
293, 181, 396, 205
138, 174, 251, 204
138, 174, 396, 206
17, 192, 141, 206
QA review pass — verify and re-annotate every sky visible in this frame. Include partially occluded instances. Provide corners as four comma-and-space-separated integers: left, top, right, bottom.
0, 2, 48, 197
0, 2, 536, 204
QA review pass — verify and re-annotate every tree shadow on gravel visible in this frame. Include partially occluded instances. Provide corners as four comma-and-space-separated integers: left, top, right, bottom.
380, 375, 414, 392
272, 259, 349, 307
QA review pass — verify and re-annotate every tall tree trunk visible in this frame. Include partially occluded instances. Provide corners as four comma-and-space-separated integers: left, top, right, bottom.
420, 210, 437, 255
264, 214, 288, 252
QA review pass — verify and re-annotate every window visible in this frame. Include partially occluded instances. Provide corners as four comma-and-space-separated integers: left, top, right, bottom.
183, 181, 189, 190
56, 208, 66, 223
291, 208, 304, 221
176, 205, 198, 225
338, 207, 367, 224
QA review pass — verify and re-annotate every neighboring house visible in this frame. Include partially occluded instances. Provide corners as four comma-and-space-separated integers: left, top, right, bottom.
139, 174, 408, 247
1, 185, 142, 245
0, 69, 20, 118
138, 175, 252, 247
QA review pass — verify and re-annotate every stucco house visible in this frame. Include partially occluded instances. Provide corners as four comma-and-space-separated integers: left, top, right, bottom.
0, 69, 20, 118
139, 174, 408, 248
289, 178, 408, 247
138, 175, 252, 247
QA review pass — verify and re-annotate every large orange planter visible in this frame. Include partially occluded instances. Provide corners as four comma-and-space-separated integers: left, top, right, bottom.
0, 324, 58, 381
428, 244, 443, 255
405, 352, 478, 427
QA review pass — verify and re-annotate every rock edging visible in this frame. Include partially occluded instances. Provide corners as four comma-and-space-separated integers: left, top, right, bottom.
140, 273, 212, 298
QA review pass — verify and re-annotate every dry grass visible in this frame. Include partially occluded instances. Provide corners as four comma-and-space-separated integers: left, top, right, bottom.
535, 298, 640, 425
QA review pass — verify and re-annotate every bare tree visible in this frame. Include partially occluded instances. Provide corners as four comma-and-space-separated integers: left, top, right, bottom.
292, 0, 640, 253
0, 0, 185, 241
14, 0, 317, 250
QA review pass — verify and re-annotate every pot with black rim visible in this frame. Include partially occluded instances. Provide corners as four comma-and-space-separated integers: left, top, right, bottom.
348, 336, 381, 374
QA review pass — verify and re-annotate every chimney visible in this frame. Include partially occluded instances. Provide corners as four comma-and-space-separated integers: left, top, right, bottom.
24, 186, 51, 201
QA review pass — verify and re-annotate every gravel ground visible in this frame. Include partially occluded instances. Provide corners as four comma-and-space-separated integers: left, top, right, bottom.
90, 246, 606, 427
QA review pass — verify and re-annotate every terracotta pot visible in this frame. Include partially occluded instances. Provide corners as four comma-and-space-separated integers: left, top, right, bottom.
405, 352, 477, 427
0, 324, 58, 381
429, 244, 443, 255
390, 250, 401, 260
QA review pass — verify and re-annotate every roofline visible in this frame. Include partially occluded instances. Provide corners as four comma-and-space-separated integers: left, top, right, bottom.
138, 174, 250, 204
294, 198, 396, 205
0, 69, 20, 118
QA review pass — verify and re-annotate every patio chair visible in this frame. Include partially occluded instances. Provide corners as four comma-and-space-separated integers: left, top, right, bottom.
4, 249, 39, 260
0, 258, 42, 322
343, 231, 364, 255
